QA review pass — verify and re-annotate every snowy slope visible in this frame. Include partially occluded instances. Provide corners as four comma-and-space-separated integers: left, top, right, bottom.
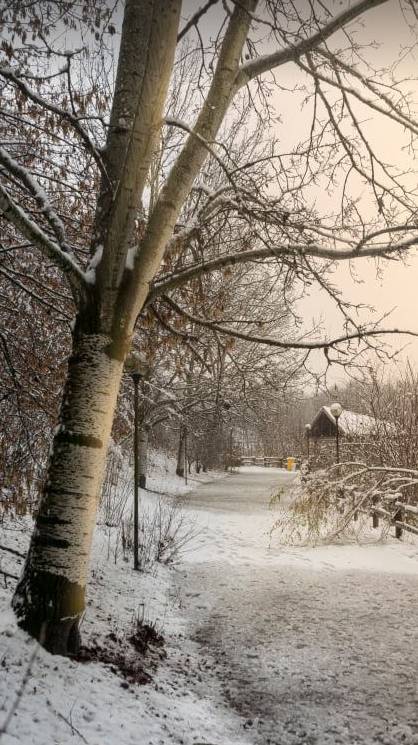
0, 457, 249, 745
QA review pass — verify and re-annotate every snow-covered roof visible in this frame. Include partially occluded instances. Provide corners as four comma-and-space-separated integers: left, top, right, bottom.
324, 406, 378, 436
312, 406, 385, 437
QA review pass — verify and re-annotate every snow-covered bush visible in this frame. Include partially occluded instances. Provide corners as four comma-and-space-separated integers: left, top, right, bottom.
98, 447, 198, 568
271, 464, 395, 545
273, 459, 418, 546
121, 498, 198, 570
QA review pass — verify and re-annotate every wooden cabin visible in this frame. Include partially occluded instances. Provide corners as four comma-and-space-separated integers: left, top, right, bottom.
310, 406, 379, 440
307, 406, 390, 467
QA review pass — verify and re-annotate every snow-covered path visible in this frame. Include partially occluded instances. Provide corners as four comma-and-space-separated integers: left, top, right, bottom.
174, 467, 418, 745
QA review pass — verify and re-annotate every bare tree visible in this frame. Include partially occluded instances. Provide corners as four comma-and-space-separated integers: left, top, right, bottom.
1, 0, 418, 654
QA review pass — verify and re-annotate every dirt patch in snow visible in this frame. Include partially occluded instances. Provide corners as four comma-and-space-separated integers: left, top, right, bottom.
75, 623, 166, 687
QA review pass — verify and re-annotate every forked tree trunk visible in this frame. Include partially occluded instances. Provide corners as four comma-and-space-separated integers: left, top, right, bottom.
10, 0, 251, 655
12, 330, 124, 654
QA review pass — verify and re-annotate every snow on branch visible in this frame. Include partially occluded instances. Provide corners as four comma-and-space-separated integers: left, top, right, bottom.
0, 145, 71, 253
0, 182, 86, 297
272, 461, 418, 546
0, 64, 108, 180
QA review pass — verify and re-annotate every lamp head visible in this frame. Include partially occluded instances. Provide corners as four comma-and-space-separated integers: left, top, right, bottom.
330, 402, 343, 419
125, 351, 149, 379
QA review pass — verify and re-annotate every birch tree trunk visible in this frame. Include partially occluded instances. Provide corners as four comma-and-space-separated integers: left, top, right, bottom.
12, 327, 124, 654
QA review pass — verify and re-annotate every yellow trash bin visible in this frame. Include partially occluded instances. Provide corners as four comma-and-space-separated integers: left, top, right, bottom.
287, 457, 295, 471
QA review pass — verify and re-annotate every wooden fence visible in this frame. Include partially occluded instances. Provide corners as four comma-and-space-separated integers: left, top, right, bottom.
237, 456, 418, 540
238, 455, 301, 468
356, 497, 418, 539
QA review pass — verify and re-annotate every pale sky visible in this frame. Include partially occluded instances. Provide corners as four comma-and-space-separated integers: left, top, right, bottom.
299, 252, 418, 384
265, 0, 418, 383
182, 0, 418, 383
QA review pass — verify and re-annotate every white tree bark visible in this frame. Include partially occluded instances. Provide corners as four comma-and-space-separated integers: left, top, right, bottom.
13, 332, 123, 653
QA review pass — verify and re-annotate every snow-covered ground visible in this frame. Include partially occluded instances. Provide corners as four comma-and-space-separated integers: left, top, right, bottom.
179, 467, 418, 574
0, 454, 237, 745
173, 467, 418, 745
1, 464, 418, 744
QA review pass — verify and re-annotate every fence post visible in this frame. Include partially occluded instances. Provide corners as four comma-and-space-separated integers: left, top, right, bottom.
372, 495, 379, 529
394, 505, 404, 539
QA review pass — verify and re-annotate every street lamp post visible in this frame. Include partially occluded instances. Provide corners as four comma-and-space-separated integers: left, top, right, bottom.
184, 425, 188, 486
221, 400, 231, 471
330, 402, 343, 464
131, 370, 141, 571
125, 352, 149, 571
305, 424, 311, 459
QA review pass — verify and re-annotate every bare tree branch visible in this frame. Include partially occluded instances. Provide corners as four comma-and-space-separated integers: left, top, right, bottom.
177, 0, 220, 41
148, 236, 418, 301
235, 0, 389, 89
164, 295, 418, 351
0, 183, 86, 298
0, 145, 72, 253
